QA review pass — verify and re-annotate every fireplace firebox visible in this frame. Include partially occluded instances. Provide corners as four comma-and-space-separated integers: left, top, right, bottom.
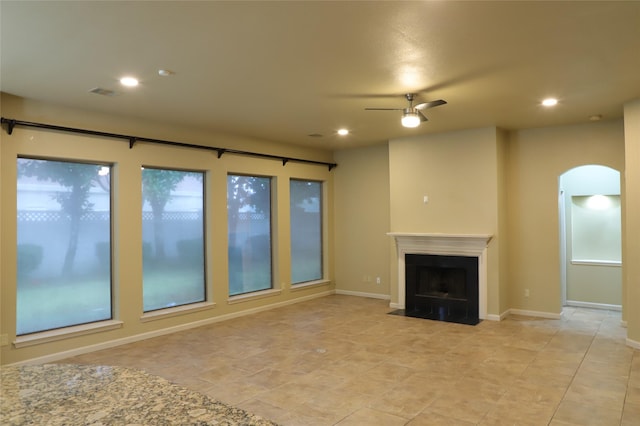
404, 254, 479, 325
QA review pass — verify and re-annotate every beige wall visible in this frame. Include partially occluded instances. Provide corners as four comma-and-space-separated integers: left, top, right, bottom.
333, 144, 390, 297
507, 120, 625, 314
566, 266, 622, 305
389, 127, 501, 234
0, 93, 335, 365
3, 92, 638, 364
335, 122, 627, 322
388, 127, 505, 316
624, 99, 640, 343
496, 129, 510, 315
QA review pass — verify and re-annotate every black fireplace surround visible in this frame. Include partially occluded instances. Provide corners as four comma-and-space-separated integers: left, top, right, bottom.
404, 254, 480, 325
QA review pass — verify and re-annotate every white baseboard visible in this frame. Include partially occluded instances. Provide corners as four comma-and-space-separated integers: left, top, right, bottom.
508, 309, 562, 320
566, 300, 622, 311
334, 289, 390, 300
627, 337, 640, 350
485, 312, 506, 322
7, 290, 334, 367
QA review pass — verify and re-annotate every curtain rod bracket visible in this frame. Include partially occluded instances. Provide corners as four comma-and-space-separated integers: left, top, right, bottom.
328, 164, 336, 171
216, 149, 226, 159
282, 158, 289, 166
129, 137, 137, 149
1, 118, 16, 135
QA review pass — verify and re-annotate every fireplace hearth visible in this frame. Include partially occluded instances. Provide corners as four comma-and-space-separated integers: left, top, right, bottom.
404, 254, 479, 325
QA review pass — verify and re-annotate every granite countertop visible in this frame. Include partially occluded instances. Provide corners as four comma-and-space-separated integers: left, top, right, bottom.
1, 363, 278, 425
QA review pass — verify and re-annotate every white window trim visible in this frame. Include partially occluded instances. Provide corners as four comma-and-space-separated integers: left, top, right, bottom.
14, 320, 123, 349
227, 288, 282, 304
290, 279, 331, 291
570, 259, 621, 267
140, 301, 216, 322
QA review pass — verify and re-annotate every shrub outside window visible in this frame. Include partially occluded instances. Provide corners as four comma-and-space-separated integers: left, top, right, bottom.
16, 158, 112, 335
142, 168, 206, 312
290, 179, 323, 284
227, 175, 272, 296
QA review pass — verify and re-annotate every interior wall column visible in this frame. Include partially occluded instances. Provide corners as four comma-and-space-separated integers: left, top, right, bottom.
623, 98, 640, 348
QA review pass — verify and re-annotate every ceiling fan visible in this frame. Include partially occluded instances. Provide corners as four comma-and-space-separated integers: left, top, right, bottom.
365, 93, 447, 128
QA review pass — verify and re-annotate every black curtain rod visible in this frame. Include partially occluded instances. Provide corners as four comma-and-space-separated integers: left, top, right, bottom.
0, 117, 337, 171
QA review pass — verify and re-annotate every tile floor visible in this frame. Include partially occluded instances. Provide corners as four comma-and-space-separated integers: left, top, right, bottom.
62, 295, 640, 425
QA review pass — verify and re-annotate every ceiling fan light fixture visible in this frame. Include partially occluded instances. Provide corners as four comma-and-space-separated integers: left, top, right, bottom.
401, 110, 421, 128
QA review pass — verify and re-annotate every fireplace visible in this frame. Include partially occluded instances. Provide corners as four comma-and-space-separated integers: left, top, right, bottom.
405, 254, 479, 325
388, 233, 492, 323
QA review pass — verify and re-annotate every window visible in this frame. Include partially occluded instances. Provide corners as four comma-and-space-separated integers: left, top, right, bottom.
290, 179, 323, 283
16, 158, 112, 335
227, 175, 272, 296
142, 168, 206, 312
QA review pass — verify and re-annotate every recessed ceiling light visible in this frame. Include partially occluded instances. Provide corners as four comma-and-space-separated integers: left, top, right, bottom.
120, 76, 139, 87
541, 98, 558, 107
337, 129, 349, 136
158, 69, 175, 77
589, 114, 603, 121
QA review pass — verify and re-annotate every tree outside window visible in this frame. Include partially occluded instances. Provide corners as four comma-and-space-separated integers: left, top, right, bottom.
227, 175, 272, 296
142, 168, 205, 312
290, 179, 323, 284
16, 158, 112, 335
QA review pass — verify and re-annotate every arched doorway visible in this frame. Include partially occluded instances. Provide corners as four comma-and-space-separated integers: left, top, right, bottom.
559, 165, 622, 309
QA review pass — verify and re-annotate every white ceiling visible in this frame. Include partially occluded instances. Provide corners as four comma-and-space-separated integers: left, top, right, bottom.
2, 1, 639, 150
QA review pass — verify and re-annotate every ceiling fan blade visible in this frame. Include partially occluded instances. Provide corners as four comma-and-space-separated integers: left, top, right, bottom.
364, 107, 403, 111
414, 99, 447, 110
418, 110, 429, 122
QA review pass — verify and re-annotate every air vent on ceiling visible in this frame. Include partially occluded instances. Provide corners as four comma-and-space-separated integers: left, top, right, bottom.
89, 87, 117, 96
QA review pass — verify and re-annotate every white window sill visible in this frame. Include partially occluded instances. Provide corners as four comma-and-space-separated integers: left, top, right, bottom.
227, 288, 282, 304
14, 320, 123, 349
571, 259, 622, 267
290, 279, 331, 291
140, 302, 216, 323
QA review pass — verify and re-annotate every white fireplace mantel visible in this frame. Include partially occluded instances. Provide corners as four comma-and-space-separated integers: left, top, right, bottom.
388, 233, 493, 320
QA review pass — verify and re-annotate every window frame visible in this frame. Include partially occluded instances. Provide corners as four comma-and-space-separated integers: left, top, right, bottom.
226, 173, 274, 297
141, 166, 208, 313
289, 178, 324, 285
15, 156, 115, 336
